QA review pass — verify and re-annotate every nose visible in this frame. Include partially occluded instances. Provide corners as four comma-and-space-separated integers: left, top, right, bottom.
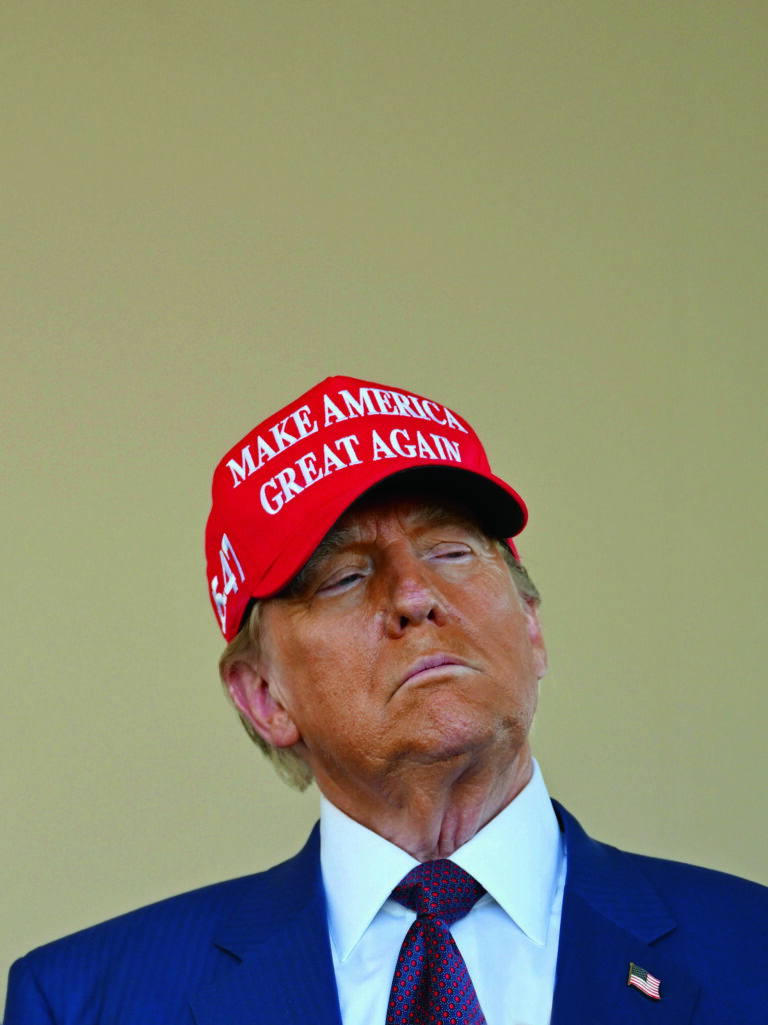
385, 548, 446, 636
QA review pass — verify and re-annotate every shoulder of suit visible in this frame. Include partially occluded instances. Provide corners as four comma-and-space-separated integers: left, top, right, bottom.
19, 823, 321, 968
555, 797, 768, 965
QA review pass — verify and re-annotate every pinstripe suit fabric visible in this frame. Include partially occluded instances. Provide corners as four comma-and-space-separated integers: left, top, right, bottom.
5, 803, 768, 1025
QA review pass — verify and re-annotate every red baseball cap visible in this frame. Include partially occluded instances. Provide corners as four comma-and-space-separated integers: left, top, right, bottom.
205, 375, 528, 640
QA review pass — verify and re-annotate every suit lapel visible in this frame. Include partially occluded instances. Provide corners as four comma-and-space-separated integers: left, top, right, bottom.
189, 802, 705, 1025
189, 825, 343, 1025
550, 803, 701, 1025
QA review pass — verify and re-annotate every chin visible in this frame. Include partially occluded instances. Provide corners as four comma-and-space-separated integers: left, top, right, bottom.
390, 690, 532, 764
404, 717, 502, 766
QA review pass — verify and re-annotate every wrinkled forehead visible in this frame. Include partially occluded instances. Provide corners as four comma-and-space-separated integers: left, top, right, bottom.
339, 486, 489, 538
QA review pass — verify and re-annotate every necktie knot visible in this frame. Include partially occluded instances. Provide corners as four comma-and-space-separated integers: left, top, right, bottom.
391, 859, 485, 927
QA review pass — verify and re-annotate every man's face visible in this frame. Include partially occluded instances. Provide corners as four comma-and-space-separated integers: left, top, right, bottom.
234, 493, 547, 818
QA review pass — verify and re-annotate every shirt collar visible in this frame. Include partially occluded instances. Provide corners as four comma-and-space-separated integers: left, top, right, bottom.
450, 760, 563, 947
320, 760, 563, 961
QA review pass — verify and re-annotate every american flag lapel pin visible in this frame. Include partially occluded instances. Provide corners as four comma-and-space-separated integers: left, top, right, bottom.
627, 962, 662, 1000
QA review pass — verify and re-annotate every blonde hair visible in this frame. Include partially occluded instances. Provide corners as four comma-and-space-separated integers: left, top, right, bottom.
219, 601, 315, 791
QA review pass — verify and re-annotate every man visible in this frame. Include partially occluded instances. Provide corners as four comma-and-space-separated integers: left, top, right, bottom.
6, 375, 768, 1024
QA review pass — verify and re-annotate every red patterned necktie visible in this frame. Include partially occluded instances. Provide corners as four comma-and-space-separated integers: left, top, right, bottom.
386, 859, 487, 1025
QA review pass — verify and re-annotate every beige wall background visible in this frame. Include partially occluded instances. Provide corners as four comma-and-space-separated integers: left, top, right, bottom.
2, 0, 766, 1003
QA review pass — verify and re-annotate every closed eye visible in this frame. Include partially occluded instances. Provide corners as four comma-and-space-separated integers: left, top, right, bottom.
430, 543, 473, 561
317, 570, 366, 594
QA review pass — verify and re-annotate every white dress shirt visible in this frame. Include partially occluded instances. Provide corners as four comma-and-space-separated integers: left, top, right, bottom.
320, 760, 566, 1025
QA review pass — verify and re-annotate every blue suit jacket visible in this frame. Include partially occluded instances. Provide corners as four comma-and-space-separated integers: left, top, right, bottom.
5, 803, 768, 1025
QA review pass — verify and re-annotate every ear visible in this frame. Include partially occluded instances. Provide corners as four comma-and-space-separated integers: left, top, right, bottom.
523, 601, 548, 681
222, 659, 301, 749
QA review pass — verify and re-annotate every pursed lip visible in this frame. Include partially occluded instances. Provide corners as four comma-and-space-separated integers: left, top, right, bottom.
400, 653, 471, 687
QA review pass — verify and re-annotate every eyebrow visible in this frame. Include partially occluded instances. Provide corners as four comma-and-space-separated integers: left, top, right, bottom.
280, 523, 360, 598
281, 503, 488, 599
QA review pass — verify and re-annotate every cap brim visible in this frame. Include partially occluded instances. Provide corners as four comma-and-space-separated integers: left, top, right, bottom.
253, 464, 527, 600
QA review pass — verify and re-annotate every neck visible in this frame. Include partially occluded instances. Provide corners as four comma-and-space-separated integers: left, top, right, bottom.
317, 745, 534, 861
